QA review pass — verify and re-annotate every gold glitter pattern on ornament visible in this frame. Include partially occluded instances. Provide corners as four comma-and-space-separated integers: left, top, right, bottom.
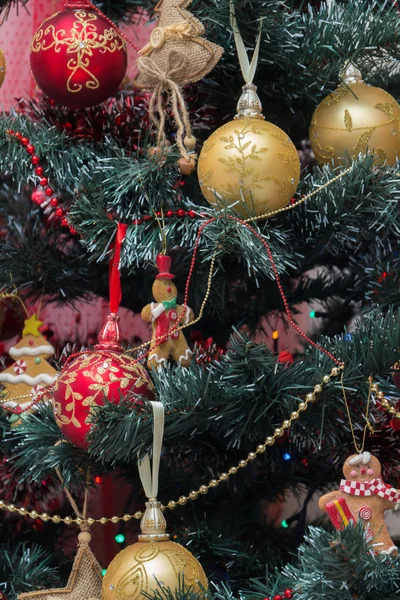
102, 541, 207, 600
310, 82, 400, 166
53, 353, 154, 429
198, 118, 300, 217
30, 10, 125, 94
353, 128, 375, 157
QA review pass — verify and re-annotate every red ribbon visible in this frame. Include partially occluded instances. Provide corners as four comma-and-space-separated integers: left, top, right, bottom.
109, 223, 128, 314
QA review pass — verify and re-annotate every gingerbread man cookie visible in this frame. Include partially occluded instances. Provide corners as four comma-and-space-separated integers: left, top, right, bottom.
319, 451, 400, 555
141, 254, 194, 370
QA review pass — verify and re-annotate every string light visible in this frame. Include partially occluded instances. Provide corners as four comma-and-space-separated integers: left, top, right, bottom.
101, 569, 107, 577
272, 330, 279, 340
94, 476, 102, 484
309, 310, 316, 318
283, 453, 291, 461
281, 520, 289, 528
115, 533, 125, 544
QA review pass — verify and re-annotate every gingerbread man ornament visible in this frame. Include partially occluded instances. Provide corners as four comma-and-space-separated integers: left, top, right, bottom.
141, 254, 194, 370
319, 451, 400, 555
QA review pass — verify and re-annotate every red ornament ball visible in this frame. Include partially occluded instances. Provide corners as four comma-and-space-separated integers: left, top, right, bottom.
53, 350, 154, 449
30, 7, 127, 109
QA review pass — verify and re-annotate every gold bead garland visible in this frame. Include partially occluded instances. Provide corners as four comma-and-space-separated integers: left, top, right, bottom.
0, 365, 343, 526
370, 377, 400, 420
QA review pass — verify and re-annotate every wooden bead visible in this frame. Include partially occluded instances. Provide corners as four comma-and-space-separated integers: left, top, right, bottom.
178, 155, 197, 175
78, 531, 92, 545
184, 135, 197, 151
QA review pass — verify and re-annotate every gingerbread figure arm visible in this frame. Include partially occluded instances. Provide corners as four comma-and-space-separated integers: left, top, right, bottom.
318, 490, 342, 512
141, 304, 153, 323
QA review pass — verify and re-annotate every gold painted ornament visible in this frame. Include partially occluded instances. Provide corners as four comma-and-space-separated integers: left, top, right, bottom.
197, 5, 300, 218
103, 402, 207, 600
309, 63, 400, 166
102, 527, 208, 600
0, 48, 6, 89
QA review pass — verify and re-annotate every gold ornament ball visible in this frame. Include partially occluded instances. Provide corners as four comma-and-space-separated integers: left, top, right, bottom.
102, 540, 208, 600
309, 81, 400, 166
197, 117, 300, 218
0, 49, 5, 89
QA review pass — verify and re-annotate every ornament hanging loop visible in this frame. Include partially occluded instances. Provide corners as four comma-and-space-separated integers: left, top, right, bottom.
230, 0, 263, 119
138, 401, 169, 541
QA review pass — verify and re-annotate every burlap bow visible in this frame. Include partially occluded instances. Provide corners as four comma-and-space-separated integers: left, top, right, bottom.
138, 50, 192, 159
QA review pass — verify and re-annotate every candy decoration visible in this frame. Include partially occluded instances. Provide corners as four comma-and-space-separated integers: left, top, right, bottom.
30, 2, 127, 109
365, 529, 374, 542
141, 254, 194, 369
0, 314, 58, 414
359, 506, 372, 521
319, 452, 400, 554
13, 360, 27, 375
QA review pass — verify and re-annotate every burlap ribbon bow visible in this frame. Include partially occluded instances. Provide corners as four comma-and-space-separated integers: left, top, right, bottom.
138, 50, 191, 159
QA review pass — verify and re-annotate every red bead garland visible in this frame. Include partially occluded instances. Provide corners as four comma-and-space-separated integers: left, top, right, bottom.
264, 589, 294, 600
132, 209, 206, 225
7, 129, 76, 236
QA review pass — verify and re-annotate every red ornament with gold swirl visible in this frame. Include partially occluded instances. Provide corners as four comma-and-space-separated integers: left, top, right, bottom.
30, 1, 127, 109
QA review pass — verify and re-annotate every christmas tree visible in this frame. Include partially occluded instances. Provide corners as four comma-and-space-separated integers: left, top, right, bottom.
0, 1, 399, 600
0, 314, 57, 415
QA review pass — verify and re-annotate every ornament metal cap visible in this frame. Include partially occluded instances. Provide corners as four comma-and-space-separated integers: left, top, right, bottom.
64, 0, 91, 7
139, 499, 170, 542
340, 62, 364, 85
235, 83, 264, 120
95, 313, 123, 352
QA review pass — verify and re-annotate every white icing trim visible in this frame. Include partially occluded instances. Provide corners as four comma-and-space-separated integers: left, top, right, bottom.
2, 398, 51, 411
184, 306, 192, 325
9, 344, 55, 358
151, 303, 166, 319
148, 353, 168, 365
178, 348, 193, 365
0, 373, 57, 386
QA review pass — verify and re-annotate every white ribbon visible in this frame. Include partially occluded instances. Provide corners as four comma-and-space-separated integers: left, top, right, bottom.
138, 401, 165, 499
230, 0, 262, 84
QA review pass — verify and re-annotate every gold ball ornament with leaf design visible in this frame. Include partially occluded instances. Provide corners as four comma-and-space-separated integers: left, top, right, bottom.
0, 49, 6, 89
102, 540, 207, 600
309, 68, 400, 166
197, 83, 300, 218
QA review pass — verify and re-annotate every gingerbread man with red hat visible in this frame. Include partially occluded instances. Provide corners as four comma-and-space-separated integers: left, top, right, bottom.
319, 451, 400, 555
141, 254, 194, 370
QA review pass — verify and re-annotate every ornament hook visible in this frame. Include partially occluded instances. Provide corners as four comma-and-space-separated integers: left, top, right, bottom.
230, 1, 264, 119
340, 61, 364, 85
138, 401, 169, 541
